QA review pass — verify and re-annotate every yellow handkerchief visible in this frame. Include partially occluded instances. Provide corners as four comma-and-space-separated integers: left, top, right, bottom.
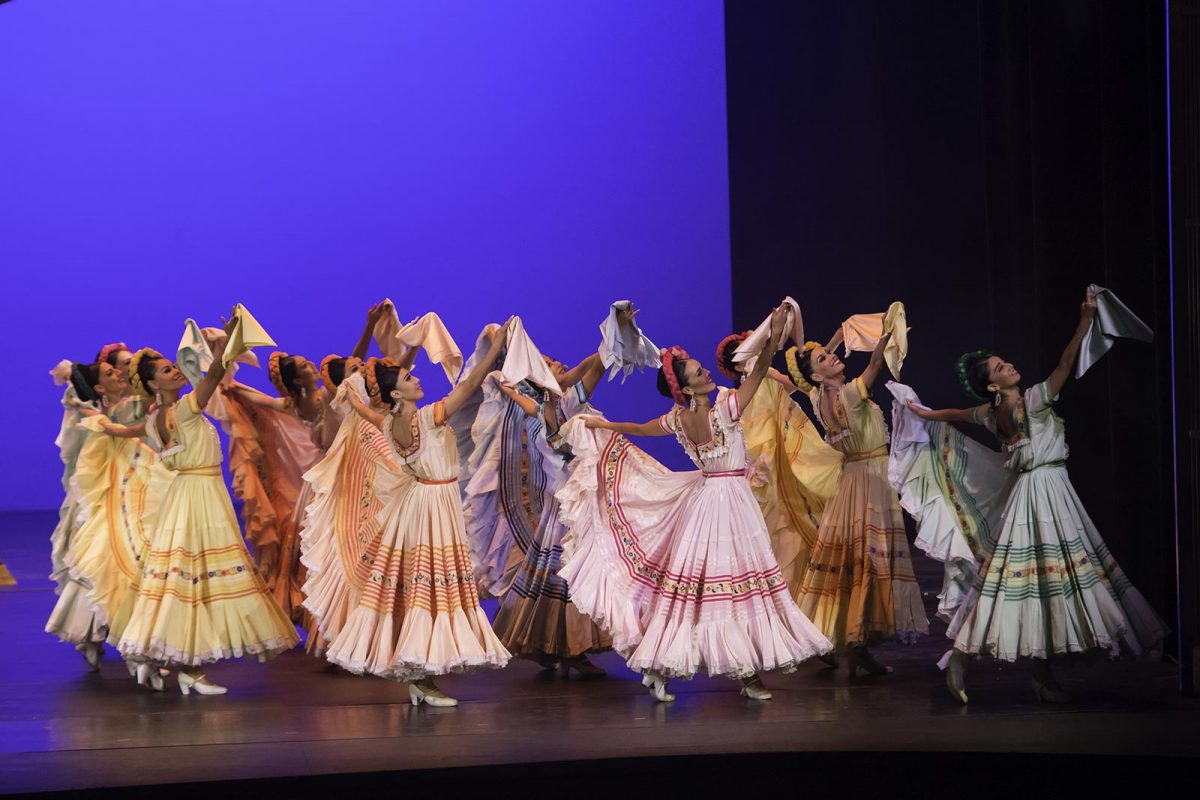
223, 304, 276, 368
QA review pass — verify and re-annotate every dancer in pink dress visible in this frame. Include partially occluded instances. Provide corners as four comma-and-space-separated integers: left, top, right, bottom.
557, 307, 833, 702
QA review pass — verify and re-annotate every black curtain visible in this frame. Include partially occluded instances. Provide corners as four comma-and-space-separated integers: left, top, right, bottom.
724, 1, 1175, 636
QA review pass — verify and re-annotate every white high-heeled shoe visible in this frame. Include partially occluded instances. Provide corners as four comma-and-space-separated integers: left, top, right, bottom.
739, 676, 773, 700
409, 681, 458, 707
178, 672, 227, 696
642, 672, 675, 703
135, 663, 164, 692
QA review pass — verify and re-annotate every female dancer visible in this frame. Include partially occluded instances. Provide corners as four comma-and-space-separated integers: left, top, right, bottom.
904, 290, 1165, 702
715, 331, 843, 602
220, 302, 392, 621
44, 360, 137, 666
56, 365, 175, 671
108, 335, 299, 694
558, 307, 834, 702
786, 321, 928, 674
328, 321, 515, 707
465, 330, 617, 678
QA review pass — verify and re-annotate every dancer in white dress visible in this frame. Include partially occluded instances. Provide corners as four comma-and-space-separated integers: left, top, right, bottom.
903, 290, 1166, 703
558, 307, 834, 702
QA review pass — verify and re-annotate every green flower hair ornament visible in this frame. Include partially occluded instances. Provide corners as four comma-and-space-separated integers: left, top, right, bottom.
956, 349, 995, 403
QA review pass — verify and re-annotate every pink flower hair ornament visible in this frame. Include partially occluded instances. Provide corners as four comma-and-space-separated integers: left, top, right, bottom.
660, 345, 691, 406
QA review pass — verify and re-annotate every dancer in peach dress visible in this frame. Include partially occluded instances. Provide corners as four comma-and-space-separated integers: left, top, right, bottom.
327, 320, 516, 706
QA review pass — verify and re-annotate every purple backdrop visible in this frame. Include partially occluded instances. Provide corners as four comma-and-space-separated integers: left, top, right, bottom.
0, 1, 732, 511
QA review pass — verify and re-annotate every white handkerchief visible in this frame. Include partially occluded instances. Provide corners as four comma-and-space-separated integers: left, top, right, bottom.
1077, 284, 1154, 377
500, 317, 562, 395
396, 312, 463, 384
177, 319, 213, 386
332, 370, 370, 415
598, 300, 661, 382
732, 296, 804, 374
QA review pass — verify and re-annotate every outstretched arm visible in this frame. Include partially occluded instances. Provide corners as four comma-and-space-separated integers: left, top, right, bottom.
857, 331, 891, 389
584, 415, 669, 438
907, 401, 986, 425
737, 305, 789, 411
227, 382, 290, 412
442, 318, 512, 418
346, 386, 385, 429
768, 367, 798, 392
1046, 288, 1098, 398
98, 419, 148, 439
351, 301, 389, 361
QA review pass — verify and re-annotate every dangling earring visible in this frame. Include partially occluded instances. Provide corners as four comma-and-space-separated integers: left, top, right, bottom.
390, 398, 404, 417
688, 393, 698, 413
994, 392, 1002, 407
156, 392, 163, 406
299, 386, 307, 400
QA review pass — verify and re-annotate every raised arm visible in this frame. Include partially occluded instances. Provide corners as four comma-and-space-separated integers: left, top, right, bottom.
584, 415, 670, 438
193, 330, 230, 411
395, 344, 420, 371
351, 301, 388, 361
737, 305, 788, 410
441, 318, 512, 418
907, 401, 985, 425
560, 352, 604, 394
1045, 288, 1098, 398
825, 326, 845, 353
857, 331, 891, 389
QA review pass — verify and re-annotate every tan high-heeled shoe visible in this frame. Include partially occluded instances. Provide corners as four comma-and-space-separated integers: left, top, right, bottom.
178, 672, 227, 696
409, 680, 458, 707
739, 675, 773, 700
642, 672, 675, 702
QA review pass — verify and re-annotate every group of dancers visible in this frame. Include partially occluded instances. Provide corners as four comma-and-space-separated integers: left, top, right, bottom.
39, 290, 1166, 706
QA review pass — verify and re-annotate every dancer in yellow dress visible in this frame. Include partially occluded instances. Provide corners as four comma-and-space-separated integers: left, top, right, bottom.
108, 330, 299, 695
788, 326, 928, 674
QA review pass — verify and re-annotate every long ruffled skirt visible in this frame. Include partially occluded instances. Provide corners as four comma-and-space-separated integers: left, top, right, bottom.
492, 501, 611, 660
950, 465, 1166, 661
796, 455, 928, 647
110, 472, 299, 666
557, 429, 833, 679
322, 482, 510, 681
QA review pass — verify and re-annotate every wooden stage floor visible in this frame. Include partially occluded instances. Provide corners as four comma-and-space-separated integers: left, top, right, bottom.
1, 509, 1196, 796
